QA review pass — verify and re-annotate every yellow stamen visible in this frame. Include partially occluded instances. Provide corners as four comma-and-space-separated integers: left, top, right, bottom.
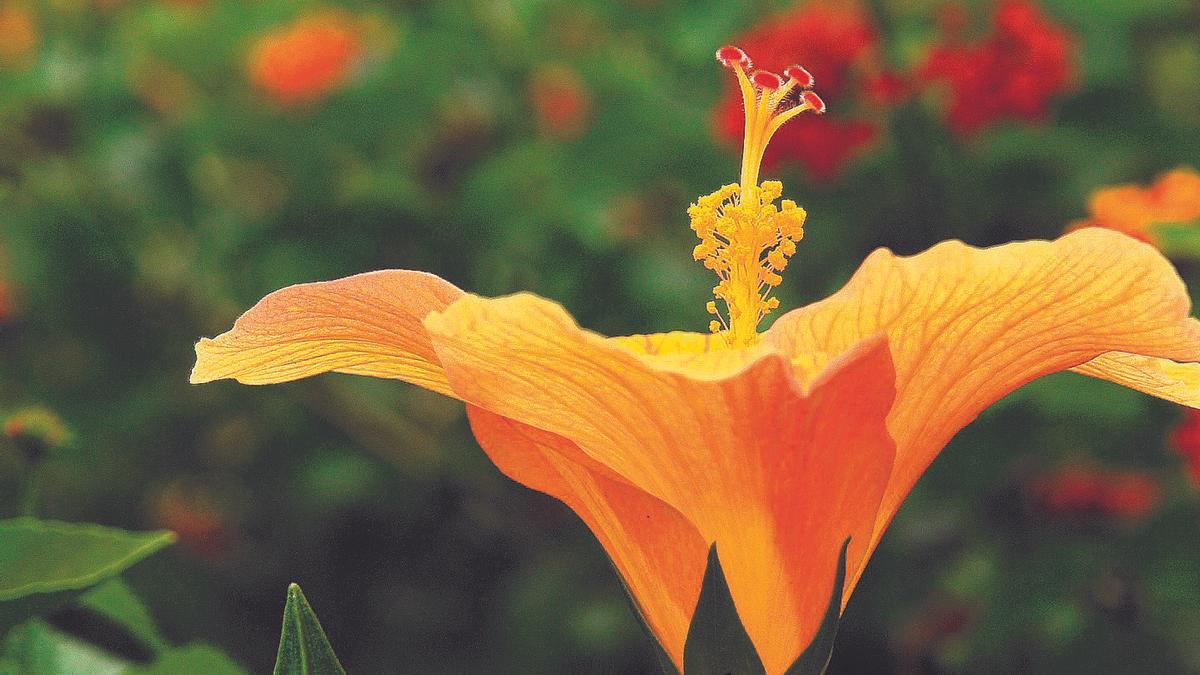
692, 47, 824, 348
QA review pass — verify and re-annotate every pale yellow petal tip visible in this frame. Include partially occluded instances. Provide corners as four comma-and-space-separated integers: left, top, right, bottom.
189, 339, 218, 384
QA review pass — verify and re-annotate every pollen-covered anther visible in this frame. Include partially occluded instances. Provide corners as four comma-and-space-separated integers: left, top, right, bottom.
783, 65, 815, 89
715, 45, 752, 71
750, 70, 784, 91
689, 180, 807, 345
801, 90, 826, 114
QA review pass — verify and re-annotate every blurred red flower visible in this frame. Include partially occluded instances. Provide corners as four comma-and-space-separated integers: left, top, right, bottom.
920, 0, 1075, 135
895, 598, 978, 673
0, 248, 15, 323
712, 2, 890, 181
1169, 409, 1200, 485
528, 64, 593, 140
0, 281, 13, 323
1028, 464, 1161, 521
150, 482, 233, 560
247, 12, 362, 105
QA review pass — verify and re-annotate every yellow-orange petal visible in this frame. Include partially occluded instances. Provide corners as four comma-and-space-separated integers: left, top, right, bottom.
467, 406, 708, 668
765, 227, 1200, 571
191, 270, 463, 396
424, 293, 897, 674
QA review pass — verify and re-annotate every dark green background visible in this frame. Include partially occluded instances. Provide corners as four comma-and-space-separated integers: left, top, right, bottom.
2, 0, 1199, 672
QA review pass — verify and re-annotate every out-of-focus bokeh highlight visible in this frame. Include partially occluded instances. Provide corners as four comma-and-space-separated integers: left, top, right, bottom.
2, 0, 1199, 672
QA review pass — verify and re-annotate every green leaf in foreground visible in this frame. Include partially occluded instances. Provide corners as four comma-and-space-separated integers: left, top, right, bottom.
3, 619, 131, 675
0, 519, 175, 637
682, 545, 765, 675
79, 579, 167, 653
126, 644, 247, 675
273, 584, 346, 675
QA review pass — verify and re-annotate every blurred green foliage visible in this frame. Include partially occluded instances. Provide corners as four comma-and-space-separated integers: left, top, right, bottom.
1, 0, 1200, 672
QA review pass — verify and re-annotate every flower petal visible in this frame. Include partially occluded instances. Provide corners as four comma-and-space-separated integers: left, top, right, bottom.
467, 405, 707, 669
191, 270, 463, 396
766, 227, 1200, 560
1068, 352, 1200, 407
425, 293, 897, 673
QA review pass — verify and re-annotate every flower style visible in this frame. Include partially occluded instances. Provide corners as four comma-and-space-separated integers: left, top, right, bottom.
920, 0, 1074, 135
193, 47, 1200, 674
711, 2, 889, 181
247, 12, 362, 105
1068, 167, 1200, 248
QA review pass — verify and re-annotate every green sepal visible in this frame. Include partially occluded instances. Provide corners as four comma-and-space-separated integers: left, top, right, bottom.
783, 538, 851, 675
272, 584, 346, 675
682, 544, 766, 675
0, 518, 175, 637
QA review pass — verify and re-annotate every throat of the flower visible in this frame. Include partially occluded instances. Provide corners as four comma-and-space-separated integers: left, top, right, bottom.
690, 46, 824, 348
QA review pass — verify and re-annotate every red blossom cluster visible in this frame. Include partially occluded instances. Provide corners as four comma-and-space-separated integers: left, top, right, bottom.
920, 0, 1074, 135
247, 12, 362, 105
713, 0, 1076, 179
1028, 465, 1161, 521
712, 2, 902, 181
1169, 409, 1200, 486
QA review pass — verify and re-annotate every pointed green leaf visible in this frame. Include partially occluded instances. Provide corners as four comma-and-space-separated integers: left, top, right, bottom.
79, 579, 167, 653
682, 545, 765, 675
272, 584, 346, 675
0, 519, 175, 637
784, 538, 851, 675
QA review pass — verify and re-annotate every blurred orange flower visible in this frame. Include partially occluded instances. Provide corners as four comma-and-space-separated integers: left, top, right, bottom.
1068, 167, 1200, 247
1029, 465, 1161, 521
920, 0, 1074, 135
193, 47, 1200, 673
0, 3, 37, 68
4, 407, 71, 462
247, 12, 362, 105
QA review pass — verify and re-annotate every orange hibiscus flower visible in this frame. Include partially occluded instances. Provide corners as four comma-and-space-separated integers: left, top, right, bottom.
1067, 167, 1200, 249
193, 47, 1200, 673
